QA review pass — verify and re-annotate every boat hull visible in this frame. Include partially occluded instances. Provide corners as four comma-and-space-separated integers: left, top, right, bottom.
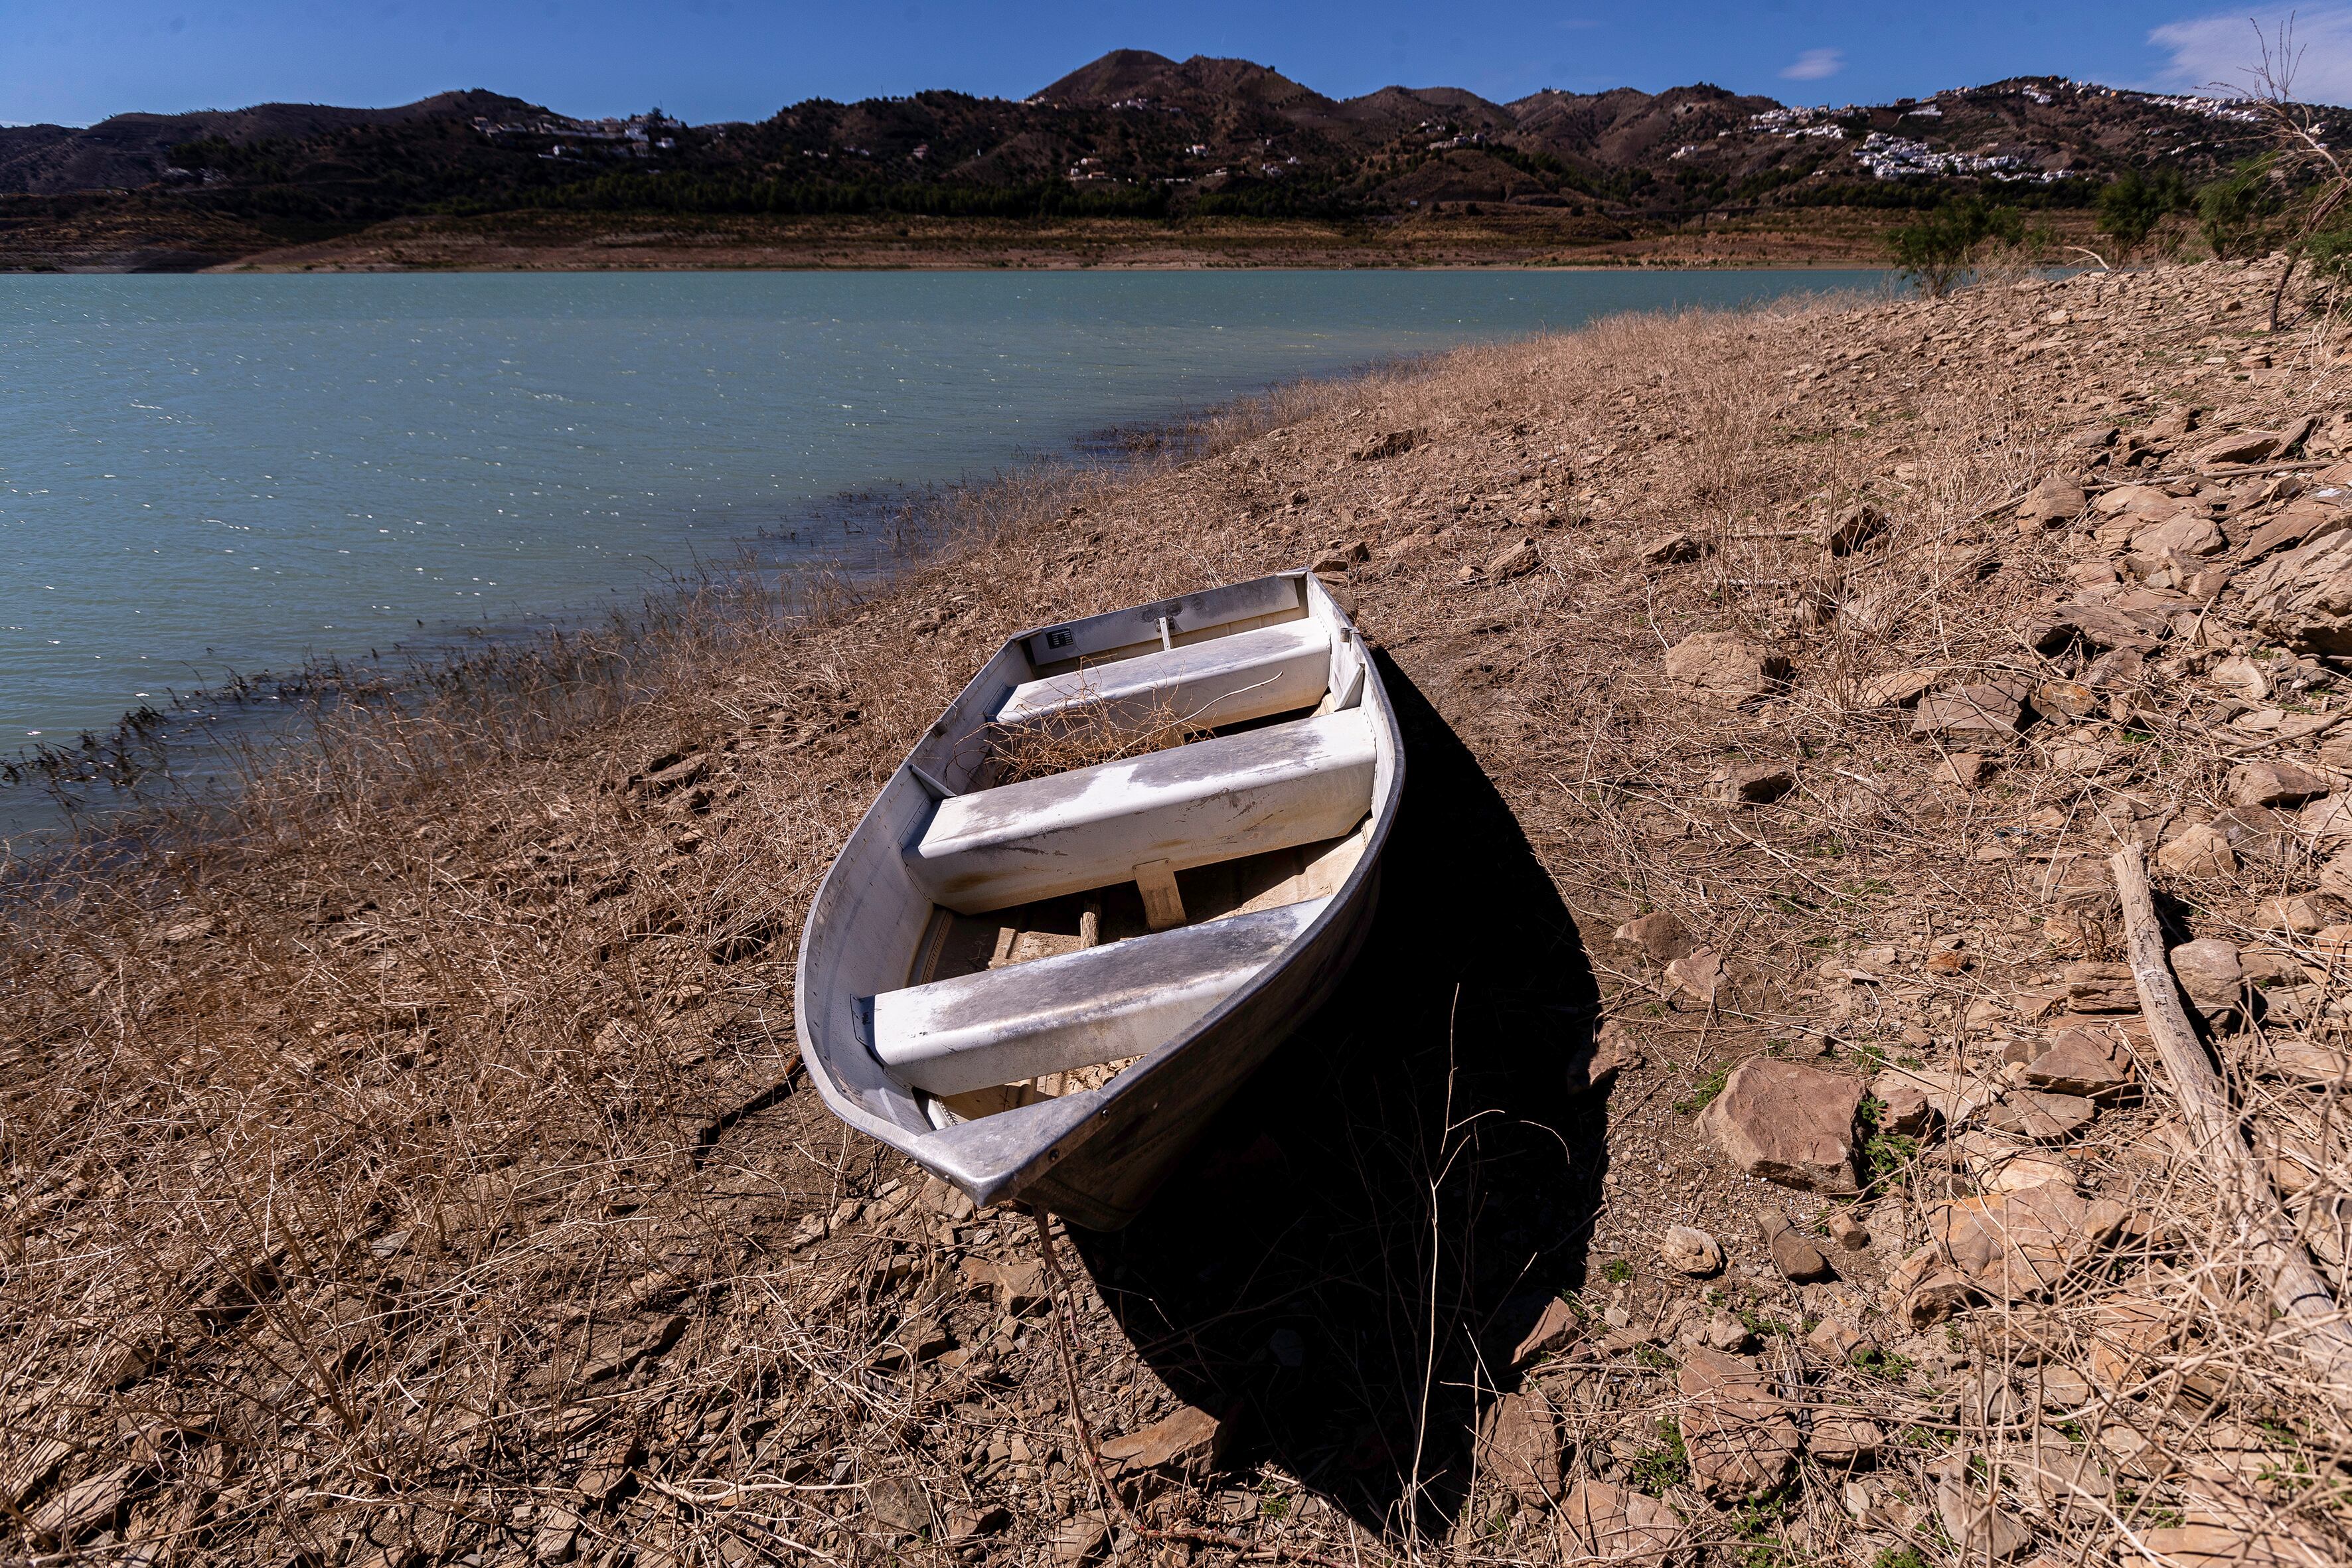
794, 570, 1401, 1230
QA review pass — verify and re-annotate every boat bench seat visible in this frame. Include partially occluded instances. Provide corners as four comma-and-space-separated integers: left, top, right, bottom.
904, 708, 1375, 915
874, 898, 1330, 1094
996, 619, 1331, 734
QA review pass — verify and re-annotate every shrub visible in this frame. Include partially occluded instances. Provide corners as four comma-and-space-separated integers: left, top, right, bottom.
1885, 197, 2023, 295
2198, 157, 2290, 260
2096, 168, 2189, 257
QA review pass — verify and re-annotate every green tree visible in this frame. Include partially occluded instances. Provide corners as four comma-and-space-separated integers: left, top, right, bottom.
1885, 196, 2023, 296
2096, 168, 2189, 257
2198, 158, 2289, 260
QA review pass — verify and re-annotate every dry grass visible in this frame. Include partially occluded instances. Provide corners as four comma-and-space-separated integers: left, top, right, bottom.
5, 266, 2352, 1566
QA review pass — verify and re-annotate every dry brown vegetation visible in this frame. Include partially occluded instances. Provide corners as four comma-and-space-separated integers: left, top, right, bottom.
7, 260, 2352, 1567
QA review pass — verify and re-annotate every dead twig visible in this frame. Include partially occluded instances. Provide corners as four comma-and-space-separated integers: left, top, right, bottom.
2110, 841, 2352, 1401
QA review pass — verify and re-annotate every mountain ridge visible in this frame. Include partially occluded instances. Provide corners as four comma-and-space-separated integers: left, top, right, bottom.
4, 50, 2342, 264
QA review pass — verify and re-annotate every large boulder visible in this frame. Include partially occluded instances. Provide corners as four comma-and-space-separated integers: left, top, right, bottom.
1696, 1058, 1862, 1193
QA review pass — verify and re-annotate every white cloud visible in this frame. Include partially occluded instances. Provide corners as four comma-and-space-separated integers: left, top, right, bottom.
1780, 48, 1844, 83
2150, 6, 2352, 104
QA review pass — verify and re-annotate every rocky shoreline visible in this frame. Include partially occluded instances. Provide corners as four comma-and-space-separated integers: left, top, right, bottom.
6, 259, 2352, 1566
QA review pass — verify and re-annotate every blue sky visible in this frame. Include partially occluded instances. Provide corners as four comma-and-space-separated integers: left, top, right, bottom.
4, 1, 2349, 127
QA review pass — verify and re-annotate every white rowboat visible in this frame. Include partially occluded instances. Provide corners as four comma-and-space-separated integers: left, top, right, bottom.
794, 570, 1403, 1229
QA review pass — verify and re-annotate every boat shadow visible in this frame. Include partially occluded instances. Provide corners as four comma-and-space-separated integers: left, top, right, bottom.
1070, 654, 1608, 1537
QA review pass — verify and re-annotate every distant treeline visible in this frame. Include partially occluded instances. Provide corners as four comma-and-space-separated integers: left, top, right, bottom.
451, 171, 1372, 222
491, 173, 1174, 220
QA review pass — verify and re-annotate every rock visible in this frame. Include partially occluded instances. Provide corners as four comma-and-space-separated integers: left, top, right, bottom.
1806, 1316, 1869, 1360
864, 1476, 934, 1535
919, 1174, 977, 1222
1349, 429, 1419, 461
1755, 1208, 1834, 1283
159, 913, 217, 945
1695, 1058, 1863, 1193
1913, 684, 2023, 738
1557, 1480, 1684, 1565
1935, 1481, 2035, 1561
2169, 937, 2244, 1018
532, 1506, 582, 1563
1871, 1071, 1934, 1136
1710, 761, 1796, 805
2019, 473, 2087, 528
1567, 1020, 1637, 1095
2238, 526, 2352, 655
2043, 738, 2111, 776
2025, 603, 2159, 657
576, 1435, 643, 1504
2210, 654, 2272, 700
2249, 1037, 2352, 1086
2087, 1294, 2180, 1386
2130, 512, 2227, 558
2193, 430, 2286, 467
1921, 1184, 2121, 1302
2298, 793, 2352, 842
2156, 822, 2238, 878
2140, 1524, 2330, 1568
1613, 910, 1697, 963
28, 1464, 130, 1545
1885, 1250, 1978, 1327
2033, 678, 2098, 720
874, 1312, 955, 1370
1663, 631, 1789, 706
1954, 1131, 2078, 1192
1664, 947, 1725, 1006
1985, 1089, 2096, 1142
1640, 531, 1703, 565
1049, 1516, 1111, 1567
1806, 1410, 1883, 1466
1857, 666, 1938, 708
1512, 1296, 1585, 1366
961, 1257, 1048, 1312
2063, 960, 2140, 1013
1942, 751, 1991, 788
1476, 1391, 1562, 1503
2021, 1029, 2134, 1097
1820, 501, 1886, 555
943, 1506, 1012, 1544
1686, 1309, 1743, 1352
1660, 1225, 1723, 1277
1826, 1209, 1871, 1250
2227, 760, 2332, 808
1488, 537, 1541, 580
1676, 1348, 1800, 1498
1101, 1406, 1224, 1484
1872, 1063, 2000, 1129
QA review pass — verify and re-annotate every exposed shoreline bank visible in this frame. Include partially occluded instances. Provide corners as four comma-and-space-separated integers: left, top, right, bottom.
7, 263, 2351, 1565
0, 205, 2103, 274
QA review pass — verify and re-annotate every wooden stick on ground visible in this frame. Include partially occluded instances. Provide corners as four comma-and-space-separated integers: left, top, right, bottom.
2109, 842, 2352, 1399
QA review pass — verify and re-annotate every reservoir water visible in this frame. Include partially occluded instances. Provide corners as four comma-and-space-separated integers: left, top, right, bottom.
2, 268, 1883, 751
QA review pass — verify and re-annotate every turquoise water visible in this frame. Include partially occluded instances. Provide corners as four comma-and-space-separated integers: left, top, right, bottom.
1, 270, 1884, 744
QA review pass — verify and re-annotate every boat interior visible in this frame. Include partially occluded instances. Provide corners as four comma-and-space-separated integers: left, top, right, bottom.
856, 572, 1386, 1131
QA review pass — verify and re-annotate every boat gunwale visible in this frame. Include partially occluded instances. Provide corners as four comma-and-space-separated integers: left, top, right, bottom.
793, 568, 1403, 1210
